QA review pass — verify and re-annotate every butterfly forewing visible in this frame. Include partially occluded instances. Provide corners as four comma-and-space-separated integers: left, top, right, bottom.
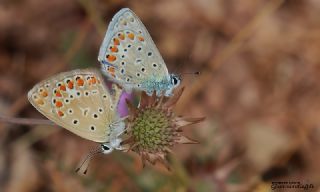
98, 8, 170, 91
28, 69, 120, 143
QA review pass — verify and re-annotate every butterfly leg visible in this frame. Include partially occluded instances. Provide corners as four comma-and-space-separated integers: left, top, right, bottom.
110, 116, 128, 136
164, 88, 174, 97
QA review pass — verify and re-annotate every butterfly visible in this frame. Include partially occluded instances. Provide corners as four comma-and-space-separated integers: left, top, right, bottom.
28, 69, 125, 156
98, 8, 181, 96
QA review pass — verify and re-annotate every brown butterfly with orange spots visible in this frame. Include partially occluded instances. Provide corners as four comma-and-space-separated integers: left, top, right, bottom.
28, 69, 125, 154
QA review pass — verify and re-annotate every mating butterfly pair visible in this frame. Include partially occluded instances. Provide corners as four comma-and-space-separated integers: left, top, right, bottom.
28, 8, 181, 155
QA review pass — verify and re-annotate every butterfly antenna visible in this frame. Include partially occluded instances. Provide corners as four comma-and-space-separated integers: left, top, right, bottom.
75, 146, 103, 174
181, 72, 200, 75
179, 71, 201, 78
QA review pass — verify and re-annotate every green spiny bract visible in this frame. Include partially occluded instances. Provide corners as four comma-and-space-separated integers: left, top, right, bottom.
123, 87, 205, 169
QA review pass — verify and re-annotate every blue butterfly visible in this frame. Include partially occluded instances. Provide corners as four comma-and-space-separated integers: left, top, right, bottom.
98, 8, 181, 96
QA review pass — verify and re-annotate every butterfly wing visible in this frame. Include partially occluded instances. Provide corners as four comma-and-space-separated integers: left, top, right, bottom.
28, 69, 122, 143
98, 8, 170, 92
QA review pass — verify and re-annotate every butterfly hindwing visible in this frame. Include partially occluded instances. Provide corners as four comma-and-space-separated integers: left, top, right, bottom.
98, 8, 170, 92
28, 69, 122, 143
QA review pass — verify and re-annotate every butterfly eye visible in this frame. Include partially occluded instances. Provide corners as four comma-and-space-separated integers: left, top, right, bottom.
137, 47, 142, 51
121, 55, 125, 58
38, 88, 44, 92
127, 44, 132, 48
120, 69, 125, 74
84, 91, 90, 96
152, 63, 157, 68
126, 78, 130, 82
147, 52, 153, 56
68, 109, 73, 114
136, 73, 141, 77
121, 61, 125, 66
129, 17, 134, 22
173, 78, 178, 85
98, 108, 103, 113
141, 68, 145, 72
64, 99, 70, 104
45, 84, 50, 88
172, 76, 180, 86
102, 144, 110, 151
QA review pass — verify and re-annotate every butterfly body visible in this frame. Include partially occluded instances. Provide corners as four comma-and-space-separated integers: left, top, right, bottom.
28, 69, 125, 152
139, 74, 181, 96
98, 8, 181, 96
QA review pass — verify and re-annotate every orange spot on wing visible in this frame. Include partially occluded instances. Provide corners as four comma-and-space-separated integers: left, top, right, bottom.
77, 78, 84, 86
57, 110, 64, 117
41, 91, 48, 97
59, 85, 66, 91
91, 77, 97, 84
110, 46, 118, 52
108, 66, 115, 73
55, 101, 63, 108
107, 67, 116, 77
113, 38, 120, 45
138, 36, 144, 42
67, 81, 74, 89
128, 33, 135, 40
118, 33, 125, 40
106, 55, 117, 62
36, 99, 44, 105
55, 91, 62, 97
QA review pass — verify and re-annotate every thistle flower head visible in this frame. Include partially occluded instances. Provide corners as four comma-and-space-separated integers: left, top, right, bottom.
123, 87, 205, 169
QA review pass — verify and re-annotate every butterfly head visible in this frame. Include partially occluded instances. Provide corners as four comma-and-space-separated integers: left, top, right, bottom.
101, 137, 123, 154
101, 143, 114, 154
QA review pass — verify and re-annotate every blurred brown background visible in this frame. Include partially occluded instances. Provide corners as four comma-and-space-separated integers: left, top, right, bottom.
1, 0, 320, 191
